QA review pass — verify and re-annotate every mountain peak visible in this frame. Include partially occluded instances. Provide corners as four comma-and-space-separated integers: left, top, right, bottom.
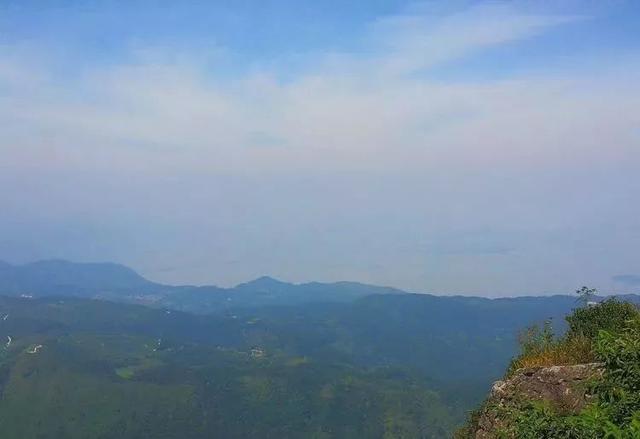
7, 259, 153, 292
236, 276, 289, 290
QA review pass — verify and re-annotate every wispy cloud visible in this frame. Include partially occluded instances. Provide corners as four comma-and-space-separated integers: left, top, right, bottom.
0, 3, 595, 173
366, 3, 584, 76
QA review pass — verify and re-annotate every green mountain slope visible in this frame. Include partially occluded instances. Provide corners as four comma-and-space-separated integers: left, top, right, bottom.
0, 292, 606, 436
0, 297, 455, 438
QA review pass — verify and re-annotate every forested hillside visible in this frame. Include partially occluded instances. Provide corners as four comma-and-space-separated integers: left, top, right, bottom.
0, 296, 454, 438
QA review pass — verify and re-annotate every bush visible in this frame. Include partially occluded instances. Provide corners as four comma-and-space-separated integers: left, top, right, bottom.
566, 298, 640, 340
593, 320, 640, 425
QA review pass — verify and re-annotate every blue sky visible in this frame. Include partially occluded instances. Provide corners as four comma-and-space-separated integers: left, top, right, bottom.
3, 1, 638, 78
1, 1, 639, 295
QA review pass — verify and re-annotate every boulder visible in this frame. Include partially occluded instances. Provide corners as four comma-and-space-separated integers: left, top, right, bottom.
474, 363, 603, 438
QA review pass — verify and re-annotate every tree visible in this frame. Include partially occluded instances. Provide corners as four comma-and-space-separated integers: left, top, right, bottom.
575, 286, 597, 306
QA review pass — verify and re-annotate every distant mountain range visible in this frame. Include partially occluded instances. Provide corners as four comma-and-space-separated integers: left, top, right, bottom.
0, 259, 155, 293
0, 260, 405, 312
1, 259, 637, 314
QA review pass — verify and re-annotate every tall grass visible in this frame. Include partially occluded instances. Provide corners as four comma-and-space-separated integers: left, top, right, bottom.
507, 333, 594, 376
506, 299, 639, 378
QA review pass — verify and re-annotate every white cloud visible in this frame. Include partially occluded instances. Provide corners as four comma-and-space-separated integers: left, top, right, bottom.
0, 3, 599, 173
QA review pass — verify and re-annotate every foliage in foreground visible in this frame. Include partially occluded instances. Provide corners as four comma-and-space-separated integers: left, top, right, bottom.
507, 297, 639, 376
457, 294, 640, 438
506, 322, 593, 375
504, 319, 640, 438
566, 298, 640, 340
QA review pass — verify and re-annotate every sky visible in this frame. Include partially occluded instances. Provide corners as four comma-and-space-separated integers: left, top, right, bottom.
1, 0, 639, 296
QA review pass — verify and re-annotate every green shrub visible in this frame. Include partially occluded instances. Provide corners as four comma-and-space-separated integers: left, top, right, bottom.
566, 298, 639, 340
593, 320, 640, 425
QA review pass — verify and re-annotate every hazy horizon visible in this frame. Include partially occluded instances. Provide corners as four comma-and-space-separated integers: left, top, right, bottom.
2, 1, 639, 295
0, 257, 635, 300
